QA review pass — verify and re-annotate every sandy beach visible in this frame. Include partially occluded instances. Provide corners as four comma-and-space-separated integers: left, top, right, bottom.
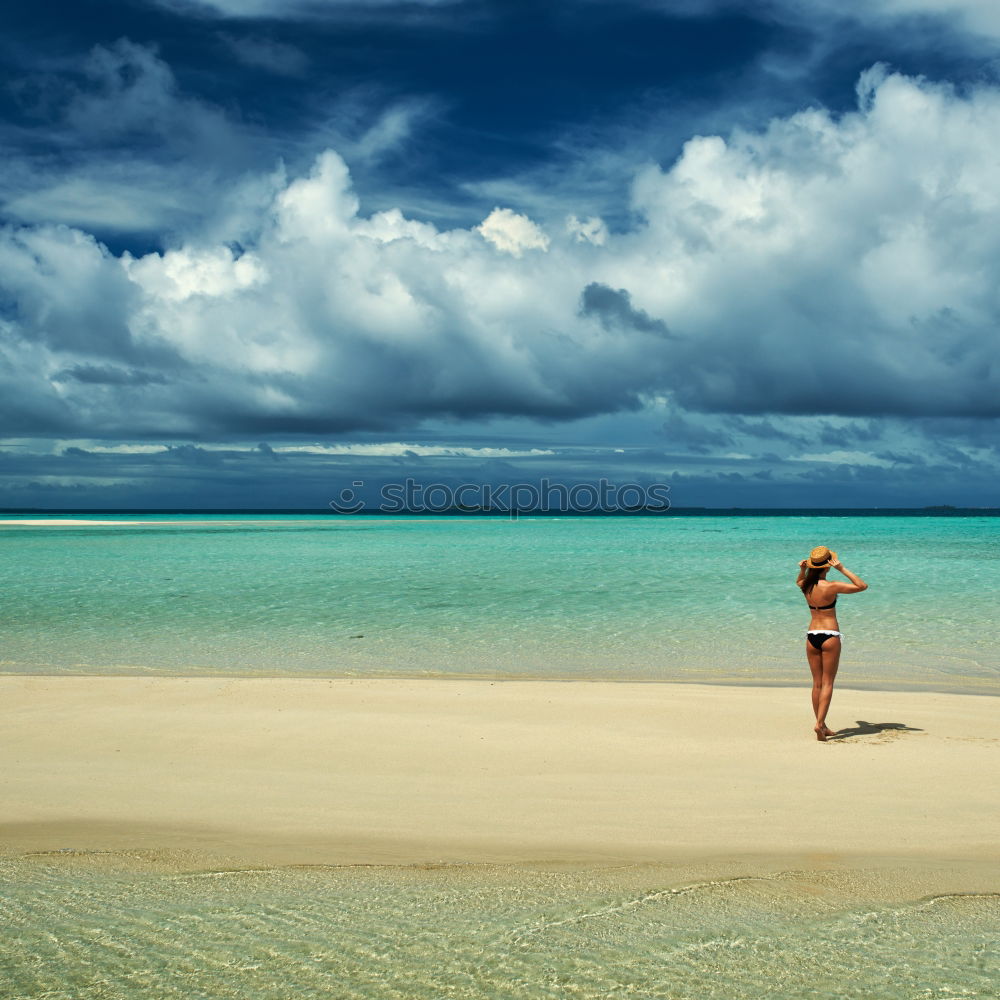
0, 519, 151, 526
1, 676, 996, 867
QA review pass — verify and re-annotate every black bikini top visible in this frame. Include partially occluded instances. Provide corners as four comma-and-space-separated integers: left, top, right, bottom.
807, 596, 837, 610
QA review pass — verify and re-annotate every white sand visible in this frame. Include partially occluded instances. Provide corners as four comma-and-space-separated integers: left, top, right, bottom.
0, 519, 150, 526
0, 518, 445, 526
1, 677, 996, 866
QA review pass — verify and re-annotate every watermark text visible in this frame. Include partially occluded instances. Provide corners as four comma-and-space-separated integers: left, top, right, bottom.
329, 478, 671, 519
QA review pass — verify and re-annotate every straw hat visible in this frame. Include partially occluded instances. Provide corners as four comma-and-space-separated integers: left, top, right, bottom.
807, 545, 838, 569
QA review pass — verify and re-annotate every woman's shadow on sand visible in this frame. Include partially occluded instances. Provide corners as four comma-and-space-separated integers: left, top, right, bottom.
827, 720, 924, 742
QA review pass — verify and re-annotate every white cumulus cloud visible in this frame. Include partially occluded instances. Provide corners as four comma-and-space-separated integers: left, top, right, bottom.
476, 208, 551, 257
3, 68, 1000, 443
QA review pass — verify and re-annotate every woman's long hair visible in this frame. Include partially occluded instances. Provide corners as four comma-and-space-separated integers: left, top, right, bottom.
801, 566, 826, 597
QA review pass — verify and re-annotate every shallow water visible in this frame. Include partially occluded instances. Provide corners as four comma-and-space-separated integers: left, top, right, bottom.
1, 514, 997, 693
2, 854, 997, 1000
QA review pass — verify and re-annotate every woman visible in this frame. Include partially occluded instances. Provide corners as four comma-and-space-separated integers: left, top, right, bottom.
796, 545, 868, 741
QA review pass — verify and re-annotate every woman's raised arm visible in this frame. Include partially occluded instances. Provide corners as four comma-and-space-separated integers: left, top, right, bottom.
830, 557, 868, 593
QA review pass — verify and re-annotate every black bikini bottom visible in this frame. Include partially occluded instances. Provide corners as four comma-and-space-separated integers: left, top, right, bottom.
806, 631, 841, 650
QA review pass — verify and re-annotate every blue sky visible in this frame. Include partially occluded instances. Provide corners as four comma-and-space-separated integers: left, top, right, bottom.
2, 0, 999, 508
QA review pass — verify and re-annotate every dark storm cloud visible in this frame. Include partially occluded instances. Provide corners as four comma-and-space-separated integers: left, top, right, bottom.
53, 364, 169, 386
671, 353, 1000, 420
580, 283, 673, 338
874, 450, 927, 466
1, 423, 995, 509
912, 416, 1000, 452
724, 416, 809, 443
659, 411, 732, 453
816, 420, 883, 446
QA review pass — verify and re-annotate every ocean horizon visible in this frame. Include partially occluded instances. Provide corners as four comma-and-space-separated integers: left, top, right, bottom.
3, 506, 999, 515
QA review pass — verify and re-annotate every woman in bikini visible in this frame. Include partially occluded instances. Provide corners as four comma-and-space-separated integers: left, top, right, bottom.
796, 546, 868, 741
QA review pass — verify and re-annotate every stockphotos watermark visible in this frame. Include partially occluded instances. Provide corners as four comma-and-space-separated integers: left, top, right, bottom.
329, 479, 671, 519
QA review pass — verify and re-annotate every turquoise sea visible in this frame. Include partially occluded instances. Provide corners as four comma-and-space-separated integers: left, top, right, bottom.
2, 511, 998, 1000
1, 511, 997, 693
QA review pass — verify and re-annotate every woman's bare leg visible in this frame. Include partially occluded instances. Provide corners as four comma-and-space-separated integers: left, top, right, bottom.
815, 637, 841, 738
806, 640, 825, 738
